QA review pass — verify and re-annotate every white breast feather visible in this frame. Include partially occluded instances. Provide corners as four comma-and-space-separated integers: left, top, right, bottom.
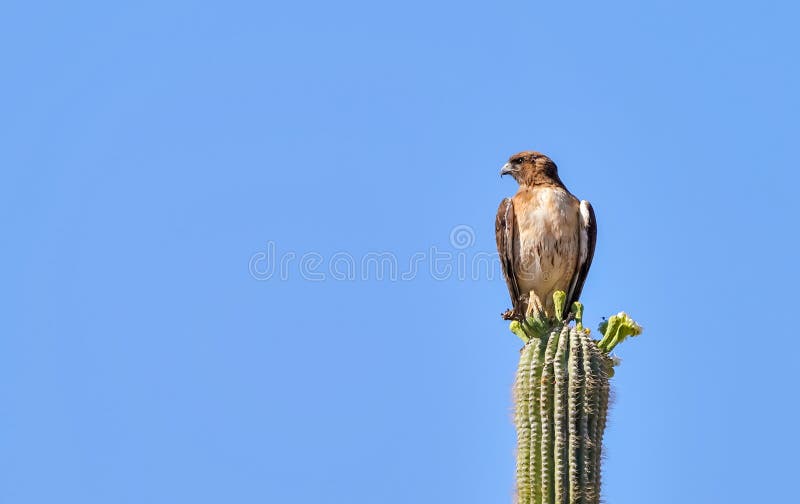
516, 188, 578, 287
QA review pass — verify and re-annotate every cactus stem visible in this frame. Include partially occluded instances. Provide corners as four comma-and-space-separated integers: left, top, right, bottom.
539, 331, 559, 503
567, 327, 585, 504
528, 335, 549, 504
553, 325, 570, 504
514, 343, 535, 504
581, 334, 599, 503
592, 351, 609, 501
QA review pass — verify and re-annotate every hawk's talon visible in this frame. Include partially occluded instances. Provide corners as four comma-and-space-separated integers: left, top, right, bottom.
501, 309, 523, 321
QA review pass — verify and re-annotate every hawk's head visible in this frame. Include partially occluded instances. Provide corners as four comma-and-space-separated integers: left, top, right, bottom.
500, 151, 563, 187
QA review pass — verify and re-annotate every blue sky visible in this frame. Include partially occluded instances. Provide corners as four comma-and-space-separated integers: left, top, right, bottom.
2, 1, 798, 503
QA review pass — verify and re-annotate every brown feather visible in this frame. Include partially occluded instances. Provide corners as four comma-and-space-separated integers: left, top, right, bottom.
495, 198, 523, 320
565, 201, 597, 311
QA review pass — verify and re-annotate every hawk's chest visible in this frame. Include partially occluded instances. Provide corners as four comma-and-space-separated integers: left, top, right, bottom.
514, 187, 579, 269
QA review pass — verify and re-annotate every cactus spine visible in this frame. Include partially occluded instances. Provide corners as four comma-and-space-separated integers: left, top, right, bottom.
511, 294, 640, 504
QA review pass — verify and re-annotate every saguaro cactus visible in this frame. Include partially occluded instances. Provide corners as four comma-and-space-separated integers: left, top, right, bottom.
509, 292, 641, 504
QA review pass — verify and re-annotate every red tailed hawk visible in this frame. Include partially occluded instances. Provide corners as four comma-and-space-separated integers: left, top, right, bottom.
496, 151, 597, 320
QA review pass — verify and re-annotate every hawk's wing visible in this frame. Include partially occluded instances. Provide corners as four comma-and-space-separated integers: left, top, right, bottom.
566, 200, 597, 311
495, 198, 522, 319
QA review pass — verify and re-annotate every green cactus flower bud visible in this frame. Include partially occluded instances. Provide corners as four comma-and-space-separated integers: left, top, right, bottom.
553, 290, 567, 322
572, 301, 584, 329
598, 312, 643, 353
510, 320, 530, 344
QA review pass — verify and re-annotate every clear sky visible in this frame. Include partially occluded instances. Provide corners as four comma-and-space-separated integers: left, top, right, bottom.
2, 1, 798, 503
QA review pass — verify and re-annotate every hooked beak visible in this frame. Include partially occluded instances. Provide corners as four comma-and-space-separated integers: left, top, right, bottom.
500, 163, 514, 177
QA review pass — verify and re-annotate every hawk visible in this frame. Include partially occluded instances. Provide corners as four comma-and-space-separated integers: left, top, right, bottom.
496, 151, 597, 321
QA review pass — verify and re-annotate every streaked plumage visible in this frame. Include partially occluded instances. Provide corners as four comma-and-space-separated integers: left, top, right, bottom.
496, 151, 597, 320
